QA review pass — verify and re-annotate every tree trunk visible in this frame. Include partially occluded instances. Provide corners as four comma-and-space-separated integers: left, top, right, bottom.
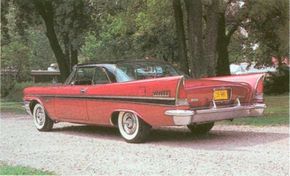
70, 45, 78, 71
63, 33, 71, 73
33, 1, 74, 82
64, 33, 78, 72
204, 0, 219, 77
216, 13, 231, 76
172, 0, 189, 75
185, 0, 203, 78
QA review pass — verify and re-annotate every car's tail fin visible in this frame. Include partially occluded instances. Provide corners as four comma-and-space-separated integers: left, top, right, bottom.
205, 73, 265, 103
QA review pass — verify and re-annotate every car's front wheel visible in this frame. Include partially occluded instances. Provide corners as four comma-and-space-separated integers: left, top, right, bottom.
118, 111, 151, 143
33, 103, 53, 131
187, 122, 214, 134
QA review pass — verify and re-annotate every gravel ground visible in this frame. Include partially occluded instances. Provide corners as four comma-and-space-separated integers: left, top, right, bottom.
0, 113, 289, 176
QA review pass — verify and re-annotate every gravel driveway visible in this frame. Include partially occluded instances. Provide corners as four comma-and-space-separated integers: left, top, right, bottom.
0, 113, 289, 176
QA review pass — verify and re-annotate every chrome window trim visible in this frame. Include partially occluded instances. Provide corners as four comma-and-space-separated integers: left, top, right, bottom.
92, 67, 111, 84
31, 94, 175, 101
64, 67, 77, 85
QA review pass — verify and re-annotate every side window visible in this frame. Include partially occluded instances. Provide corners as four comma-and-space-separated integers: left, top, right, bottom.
73, 67, 95, 85
65, 68, 76, 85
118, 64, 135, 78
93, 67, 110, 84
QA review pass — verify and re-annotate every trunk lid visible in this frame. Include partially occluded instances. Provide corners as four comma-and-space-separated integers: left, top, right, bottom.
184, 79, 252, 109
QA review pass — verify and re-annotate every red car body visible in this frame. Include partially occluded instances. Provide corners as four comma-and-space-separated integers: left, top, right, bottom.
23, 60, 266, 142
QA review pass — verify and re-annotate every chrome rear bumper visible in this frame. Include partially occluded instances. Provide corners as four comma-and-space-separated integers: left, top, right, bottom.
165, 103, 266, 125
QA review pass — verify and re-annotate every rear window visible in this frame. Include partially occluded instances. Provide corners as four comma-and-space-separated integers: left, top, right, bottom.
116, 62, 179, 80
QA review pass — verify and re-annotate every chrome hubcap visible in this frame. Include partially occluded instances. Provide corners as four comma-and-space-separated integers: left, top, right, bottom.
122, 113, 137, 135
35, 107, 45, 126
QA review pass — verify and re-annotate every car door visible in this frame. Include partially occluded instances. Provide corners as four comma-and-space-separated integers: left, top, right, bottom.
54, 66, 96, 121
86, 67, 113, 124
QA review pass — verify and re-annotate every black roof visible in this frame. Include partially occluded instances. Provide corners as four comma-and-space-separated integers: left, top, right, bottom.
76, 59, 168, 67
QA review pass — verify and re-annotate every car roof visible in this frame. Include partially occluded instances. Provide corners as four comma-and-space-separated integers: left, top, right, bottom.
76, 59, 169, 67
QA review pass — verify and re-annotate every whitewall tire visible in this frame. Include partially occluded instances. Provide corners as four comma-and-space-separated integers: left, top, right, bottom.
118, 111, 151, 143
33, 103, 53, 131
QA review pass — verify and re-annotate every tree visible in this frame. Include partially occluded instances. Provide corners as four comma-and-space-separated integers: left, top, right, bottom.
172, 0, 189, 75
171, 0, 206, 78
81, 0, 176, 64
28, 29, 56, 70
1, 41, 31, 81
13, 0, 91, 81
247, 0, 289, 64
219, 0, 288, 72
1, 0, 10, 46
215, 0, 249, 76
1, 0, 31, 82
3, 0, 287, 82
203, 0, 221, 76
172, 0, 222, 78
184, 0, 204, 78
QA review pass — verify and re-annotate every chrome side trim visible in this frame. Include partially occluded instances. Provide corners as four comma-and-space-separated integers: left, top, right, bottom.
30, 94, 176, 106
31, 94, 175, 101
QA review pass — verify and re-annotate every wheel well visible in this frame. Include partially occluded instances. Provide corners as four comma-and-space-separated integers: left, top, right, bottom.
29, 100, 39, 114
110, 110, 150, 127
110, 111, 119, 126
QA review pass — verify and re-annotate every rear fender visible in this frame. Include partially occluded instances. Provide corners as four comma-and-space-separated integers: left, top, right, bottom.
205, 73, 265, 102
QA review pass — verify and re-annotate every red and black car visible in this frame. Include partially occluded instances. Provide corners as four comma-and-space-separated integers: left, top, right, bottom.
23, 60, 266, 143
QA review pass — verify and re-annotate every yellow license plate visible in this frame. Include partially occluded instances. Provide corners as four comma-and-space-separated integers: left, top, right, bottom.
213, 90, 229, 100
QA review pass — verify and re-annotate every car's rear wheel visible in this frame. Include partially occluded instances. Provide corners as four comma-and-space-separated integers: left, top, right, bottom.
118, 111, 151, 143
187, 122, 214, 134
33, 103, 53, 131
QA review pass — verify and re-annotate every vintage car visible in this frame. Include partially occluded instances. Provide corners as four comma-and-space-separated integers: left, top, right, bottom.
23, 60, 266, 143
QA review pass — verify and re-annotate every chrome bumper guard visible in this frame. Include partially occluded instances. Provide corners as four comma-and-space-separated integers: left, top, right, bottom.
23, 101, 32, 116
165, 103, 266, 126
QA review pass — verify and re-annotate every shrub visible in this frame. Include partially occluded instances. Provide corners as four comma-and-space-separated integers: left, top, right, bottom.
264, 66, 289, 95
1, 74, 16, 98
4, 82, 50, 102
1, 41, 31, 82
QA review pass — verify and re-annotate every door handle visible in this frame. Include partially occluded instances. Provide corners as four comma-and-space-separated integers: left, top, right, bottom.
80, 88, 88, 94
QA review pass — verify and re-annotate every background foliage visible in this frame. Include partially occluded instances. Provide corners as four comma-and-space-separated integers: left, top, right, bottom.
1, 0, 289, 96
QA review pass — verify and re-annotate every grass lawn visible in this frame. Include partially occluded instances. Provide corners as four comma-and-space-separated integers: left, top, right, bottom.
219, 94, 289, 126
0, 101, 25, 114
0, 163, 54, 175
0, 95, 288, 126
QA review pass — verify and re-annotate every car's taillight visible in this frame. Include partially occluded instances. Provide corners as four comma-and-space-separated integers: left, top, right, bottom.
254, 75, 265, 103
254, 92, 264, 103
176, 98, 189, 106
